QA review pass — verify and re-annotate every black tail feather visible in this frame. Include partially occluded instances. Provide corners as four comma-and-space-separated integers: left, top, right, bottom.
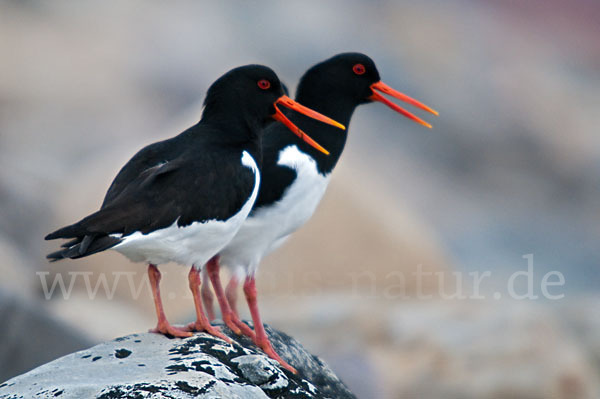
79, 235, 94, 254
45, 222, 87, 240
61, 237, 82, 248
46, 234, 122, 262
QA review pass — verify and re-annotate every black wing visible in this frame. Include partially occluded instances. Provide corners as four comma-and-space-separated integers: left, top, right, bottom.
46, 145, 256, 260
46, 136, 183, 260
101, 134, 184, 207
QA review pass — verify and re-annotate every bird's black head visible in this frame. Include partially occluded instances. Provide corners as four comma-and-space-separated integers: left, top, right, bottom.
297, 52, 438, 128
202, 64, 286, 130
297, 53, 381, 106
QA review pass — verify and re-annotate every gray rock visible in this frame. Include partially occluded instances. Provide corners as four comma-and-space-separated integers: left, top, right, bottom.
0, 324, 355, 399
231, 355, 285, 386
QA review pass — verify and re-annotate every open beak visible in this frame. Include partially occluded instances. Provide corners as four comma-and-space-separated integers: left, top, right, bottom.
369, 81, 438, 129
272, 95, 346, 155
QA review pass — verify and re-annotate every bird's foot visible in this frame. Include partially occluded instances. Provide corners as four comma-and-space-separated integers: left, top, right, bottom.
184, 320, 232, 343
223, 313, 256, 340
255, 335, 297, 374
149, 322, 192, 338
221, 313, 242, 335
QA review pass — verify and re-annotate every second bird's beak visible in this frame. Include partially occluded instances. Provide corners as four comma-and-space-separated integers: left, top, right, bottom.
369, 81, 438, 128
272, 95, 346, 155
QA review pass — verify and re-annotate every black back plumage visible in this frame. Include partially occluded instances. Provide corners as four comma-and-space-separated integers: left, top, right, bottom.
46, 65, 288, 261
253, 53, 381, 211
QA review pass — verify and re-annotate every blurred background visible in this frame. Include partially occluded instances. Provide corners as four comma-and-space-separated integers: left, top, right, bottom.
1, 0, 599, 397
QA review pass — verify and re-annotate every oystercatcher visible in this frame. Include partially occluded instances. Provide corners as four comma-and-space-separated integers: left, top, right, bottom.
202, 53, 438, 369
45, 64, 344, 351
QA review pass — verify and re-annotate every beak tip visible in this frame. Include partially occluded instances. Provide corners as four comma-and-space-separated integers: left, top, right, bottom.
332, 121, 346, 130
373, 80, 438, 121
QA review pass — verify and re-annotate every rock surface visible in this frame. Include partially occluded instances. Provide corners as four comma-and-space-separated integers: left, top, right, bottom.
0, 324, 355, 399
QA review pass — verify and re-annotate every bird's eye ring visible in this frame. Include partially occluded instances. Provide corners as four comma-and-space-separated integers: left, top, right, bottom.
352, 64, 366, 75
257, 79, 271, 90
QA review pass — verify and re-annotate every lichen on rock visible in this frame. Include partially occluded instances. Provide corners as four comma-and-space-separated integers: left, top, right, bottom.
0, 323, 355, 399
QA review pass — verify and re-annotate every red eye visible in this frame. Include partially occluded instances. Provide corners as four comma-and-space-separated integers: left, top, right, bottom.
257, 79, 271, 90
353, 63, 366, 75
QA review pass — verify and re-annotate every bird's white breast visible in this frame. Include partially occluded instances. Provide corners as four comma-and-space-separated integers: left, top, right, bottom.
113, 151, 260, 268
219, 145, 330, 274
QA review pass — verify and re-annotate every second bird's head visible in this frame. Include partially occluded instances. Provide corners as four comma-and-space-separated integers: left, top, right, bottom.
297, 52, 438, 128
202, 64, 344, 154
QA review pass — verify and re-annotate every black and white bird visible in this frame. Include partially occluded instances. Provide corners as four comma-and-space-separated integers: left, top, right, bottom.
45, 64, 344, 367
201, 53, 438, 367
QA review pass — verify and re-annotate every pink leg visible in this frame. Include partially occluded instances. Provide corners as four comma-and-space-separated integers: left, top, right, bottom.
206, 257, 256, 340
244, 276, 296, 373
147, 264, 192, 338
225, 274, 240, 318
184, 266, 231, 343
201, 269, 216, 321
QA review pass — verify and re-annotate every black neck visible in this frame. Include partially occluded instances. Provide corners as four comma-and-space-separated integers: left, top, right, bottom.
286, 89, 358, 175
181, 111, 263, 166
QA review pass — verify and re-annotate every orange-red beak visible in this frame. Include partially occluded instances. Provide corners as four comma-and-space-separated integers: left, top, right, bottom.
272, 95, 345, 155
369, 81, 438, 128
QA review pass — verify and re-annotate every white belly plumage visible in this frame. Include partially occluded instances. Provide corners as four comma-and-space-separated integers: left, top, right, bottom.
112, 151, 260, 268
219, 145, 330, 275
